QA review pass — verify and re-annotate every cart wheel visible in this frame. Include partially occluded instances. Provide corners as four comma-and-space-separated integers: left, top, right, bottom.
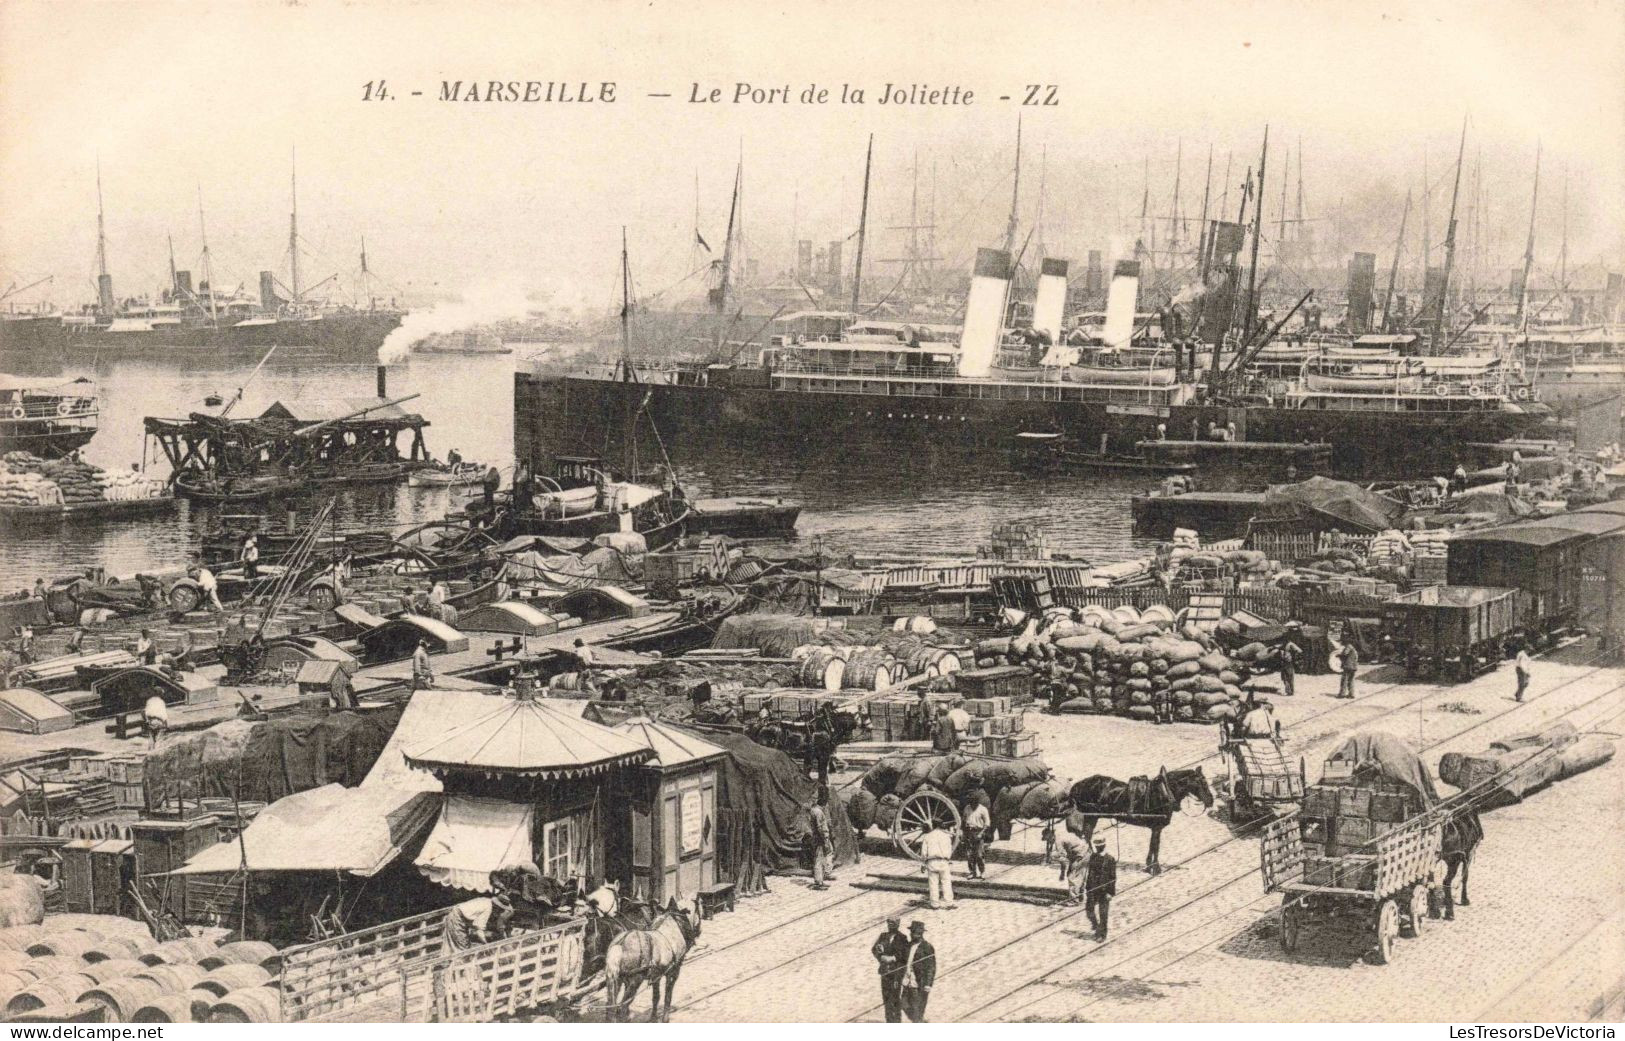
1374, 899, 1400, 964
891, 790, 961, 861
1404, 885, 1428, 938
1279, 896, 1301, 955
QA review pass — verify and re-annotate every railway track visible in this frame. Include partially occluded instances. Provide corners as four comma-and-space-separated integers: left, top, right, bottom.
672, 646, 1619, 1018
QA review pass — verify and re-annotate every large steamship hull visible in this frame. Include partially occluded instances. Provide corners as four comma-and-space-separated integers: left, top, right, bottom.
64, 311, 403, 354
516, 373, 1540, 478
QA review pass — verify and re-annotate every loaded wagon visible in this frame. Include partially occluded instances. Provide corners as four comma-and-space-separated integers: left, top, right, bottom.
1218, 728, 1304, 821
1380, 585, 1523, 680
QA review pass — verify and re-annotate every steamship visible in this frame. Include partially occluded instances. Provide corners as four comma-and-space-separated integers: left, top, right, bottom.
517, 250, 1543, 478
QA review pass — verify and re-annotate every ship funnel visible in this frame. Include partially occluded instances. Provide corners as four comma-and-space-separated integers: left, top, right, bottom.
96, 274, 115, 314
1103, 260, 1141, 349
174, 270, 193, 298
957, 248, 1012, 378
1032, 258, 1069, 342
376, 365, 387, 399
259, 271, 278, 310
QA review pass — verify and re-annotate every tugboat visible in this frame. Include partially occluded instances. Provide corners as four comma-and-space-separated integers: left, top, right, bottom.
0, 376, 100, 458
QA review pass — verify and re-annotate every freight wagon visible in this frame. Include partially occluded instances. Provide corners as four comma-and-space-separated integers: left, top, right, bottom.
1380, 585, 1523, 680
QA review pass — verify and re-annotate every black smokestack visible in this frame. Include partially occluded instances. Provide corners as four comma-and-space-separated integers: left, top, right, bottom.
377, 365, 387, 398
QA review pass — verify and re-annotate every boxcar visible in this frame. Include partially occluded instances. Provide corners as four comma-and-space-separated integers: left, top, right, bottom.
1380, 585, 1523, 680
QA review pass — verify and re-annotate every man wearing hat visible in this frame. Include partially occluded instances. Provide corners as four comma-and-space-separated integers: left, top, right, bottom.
900, 921, 936, 1022
870, 916, 910, 1022
1239, 698, 1276, 739
1085, 838, 1117, 941
411, 638, 435, 691
443, 890, 513, 951
1278, 623, 1304, 698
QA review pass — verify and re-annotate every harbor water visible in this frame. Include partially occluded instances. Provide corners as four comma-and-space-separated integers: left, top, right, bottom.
0, 349, 1155, 585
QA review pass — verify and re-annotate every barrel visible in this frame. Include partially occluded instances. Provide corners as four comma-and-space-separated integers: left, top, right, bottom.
25, 931, 100, 958
208, 986, 283, 1023
892, 615, 939, 635
797, 648, 845, 692
202, 940, 280, 972
0, 927, 44, 952
132, 993, 202, 1023
194, 964, 271, 997
140, 936, 221, 966
0, 968, 46, 1003
81, 959, 148, 984
549, 672, 586, 692
0, 950, 34, 975
16, 956, 80, 980
79, 976, 165, 1021
82, 937, 148, 963
906, 647, 961, 678
135, 964, 208, 993
6, 973, 96, 1015
842, 650, 895, 692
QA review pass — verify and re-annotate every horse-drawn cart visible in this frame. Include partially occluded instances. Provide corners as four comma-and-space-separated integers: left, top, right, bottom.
1219, 730, 1305, 821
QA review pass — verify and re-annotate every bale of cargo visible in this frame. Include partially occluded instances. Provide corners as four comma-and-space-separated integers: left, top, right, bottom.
194, 964, 271, 997
1218, 670, 1241, 686
135, 964, 208, 994
132, 994, 203, 1023
81, 959, 147, 984
6, 974, 96, 1015
208, 986, 283, 1023
1198, 651, 1230, 674
1235, 641, 1268, 662
1018, 780, 1069, 820
1205, 703, 1237, 722
845, 788, 879, 831
924, 754, 970, 791
79, 976, 166, 1022
0, 881, 44, 931
873, 793, 902, 830
1125, 705, 1156, 721
140, 937, 221, 966
1195, 691, 1231, 709
1166, 661, 1201, 681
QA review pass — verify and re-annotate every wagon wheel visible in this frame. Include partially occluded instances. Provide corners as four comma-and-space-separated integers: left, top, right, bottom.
1403, 885, 1429, 938
891, 789, 961, 861
1279, 895, 1301, 954
1373, 898, 1400, 964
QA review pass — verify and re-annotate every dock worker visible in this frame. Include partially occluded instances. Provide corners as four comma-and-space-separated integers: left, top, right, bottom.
962, 797, 991, 879
481, 464, 502, 508
1226, 421, 1238, 442
67, 626, 90, 654
446, 447, 462, 468
1059, 825, 1090, 902
31, 578, 45, 600
900, 922, 936, 1022
1085, 837, 1117, 941
1279, 623, 1303, 697
411, 638, 435, 690
931, 706, 958, 753
135, 628, 157, 666
919, 819, 957, 909
1152, 680, 1173, 725
443, 892, 513, 951
808, 791, 835, 890
1238, 698, 1276, 739
1156, 422, 1167, 440
1514, 648, 1532, 702
1453, 463, 1469, 493
143, 693, 169, 747
188, 564, 224, 612
871, 917, 910, 1022
1337, 639, 1359, 699
241, 534, 260, 579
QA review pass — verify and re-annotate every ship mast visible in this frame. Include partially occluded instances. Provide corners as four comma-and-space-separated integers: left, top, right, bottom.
620, 226, 639, 383
1003, 116, 1022, 257
95, 161, 114, 315
1558, 164, 1569, 293
1169, 139, 1183, 251
1432, 115, 1468, 354
198, 185, 218, 326
851, 135, 873, 315
167, 234, 178, 299
1242, 125, 1269, 343
1516, 141, 1541, 335
1380, 190, 1412, 332
1196, 146, 1213, 278
714, 162, 741, 347
359, 236, 371, 310
289, 149, 301, 308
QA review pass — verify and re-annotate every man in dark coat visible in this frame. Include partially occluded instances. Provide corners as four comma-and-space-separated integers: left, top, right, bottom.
900, 921, 936, 1022
1085, 837, 1117, 941
1338, 639, 1359, 699
1279, 623, 1303, 697
871, 917, 909, 1022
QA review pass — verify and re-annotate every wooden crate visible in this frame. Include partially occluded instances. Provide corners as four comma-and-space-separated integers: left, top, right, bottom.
1003, 732, 1038, 758
963, 696, 1012, 717
954, 666, 1034, 702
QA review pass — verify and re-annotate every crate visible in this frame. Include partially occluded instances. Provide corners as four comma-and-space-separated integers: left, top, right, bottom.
981, 735, 1003, 756
1300, 786, 1337, 818
1302, 856, 1337, 887
1337, 816, 1373, 846
1300, 816, 1330, 845
1335, 856, 1378, 890
113, 783, 145, 810
105, 756, 144, 785
1338, 788, 1372, 818
1003, 732, 1039, 758
963, 696, 1012, 717
954, 666, 1034, 703
1370, 791, 1411, 823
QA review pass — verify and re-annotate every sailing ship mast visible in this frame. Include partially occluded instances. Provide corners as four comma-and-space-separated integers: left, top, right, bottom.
851, 135, 873, 314
713, 162, 741, 348
198, 185, 219, 326
1431, 116, 1468, 353
1169, 139, 1183, 251
620, 226, 639, 382
289, 150, 301, 308
1380, 191, 1412, 332
1003, 117, 1022, 257
1242, 126, 1269, 342
95, 161, 114, 315
1516, 141, 1542, 334
1196, 146, 1213, 278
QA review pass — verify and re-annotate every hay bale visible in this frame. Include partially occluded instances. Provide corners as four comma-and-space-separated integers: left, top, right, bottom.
0, 880, 44, 930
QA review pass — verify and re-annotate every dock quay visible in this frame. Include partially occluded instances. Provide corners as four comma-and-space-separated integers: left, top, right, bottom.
1131, 490, 1266, 536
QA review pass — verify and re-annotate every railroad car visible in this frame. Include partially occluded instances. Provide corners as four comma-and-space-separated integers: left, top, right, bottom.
1379, 585, 1523, 681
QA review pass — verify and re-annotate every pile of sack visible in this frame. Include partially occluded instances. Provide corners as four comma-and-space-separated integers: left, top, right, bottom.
846, 752, 1063, 836
0, 451, 166, 505
975, 605, 1251, 724
0, 467, 63, 506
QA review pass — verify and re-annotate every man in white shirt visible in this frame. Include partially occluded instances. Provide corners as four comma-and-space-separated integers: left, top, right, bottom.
143, 694, 169, 747
411, 639, 435, 691
962, 799, 991, 879
189, 565, 223, 612
919, 821, 958, 909
1514, 648, 1532, 702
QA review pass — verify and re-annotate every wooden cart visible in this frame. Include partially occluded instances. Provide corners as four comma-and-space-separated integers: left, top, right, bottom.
1260, 809, 1441, 964
1220, 732, 1305, 821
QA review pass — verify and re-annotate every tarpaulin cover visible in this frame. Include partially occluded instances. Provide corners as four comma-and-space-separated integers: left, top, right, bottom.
1253, 476, 1408, 533
1324, 730, 1441, 806
688, 730, 858, 872
415, 795, 535, 892
170, 783, 438, 876
1437, 491, 1535, 521
143, 707, 402, 808
504, 547, 638, 589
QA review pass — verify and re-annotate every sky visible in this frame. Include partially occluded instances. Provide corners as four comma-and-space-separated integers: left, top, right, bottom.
2, 0, 1621, 313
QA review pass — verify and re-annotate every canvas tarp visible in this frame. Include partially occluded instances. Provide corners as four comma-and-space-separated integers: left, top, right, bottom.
689, 730, 859, 878
502, 547, 638, 589
415, 795, 535, 892
170, 783, 439, 876
144, 708, 402, 808
1253, 476, 1408, 533
1324, 730, 1441, 806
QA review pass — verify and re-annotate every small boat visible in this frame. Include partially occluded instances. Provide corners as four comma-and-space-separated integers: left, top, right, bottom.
311, 461, 408, 486
408, 463, 487, 488
1013, 432, 1196, 476
689, 497, 802, 537
173, 469, 307, 502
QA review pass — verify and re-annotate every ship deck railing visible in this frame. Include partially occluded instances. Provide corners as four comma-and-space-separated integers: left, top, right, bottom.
771, 370, 1192, 405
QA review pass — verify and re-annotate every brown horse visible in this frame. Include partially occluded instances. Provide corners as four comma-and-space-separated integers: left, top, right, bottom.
1437, 806, 1484, 920
1066, 767, 1214, 875
603, 896, 702, 1022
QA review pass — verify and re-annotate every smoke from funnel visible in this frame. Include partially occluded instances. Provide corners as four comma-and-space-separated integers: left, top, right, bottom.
376, 282, 536, 363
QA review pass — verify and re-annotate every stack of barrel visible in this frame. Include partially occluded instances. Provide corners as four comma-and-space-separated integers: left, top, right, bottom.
792, 636, 965, 694
0, 920, 284, 1023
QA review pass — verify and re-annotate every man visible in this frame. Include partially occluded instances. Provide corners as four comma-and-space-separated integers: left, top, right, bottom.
1453, 463, 1469, 493
1279, 624, 1303, 697
1337, 639, 1359, 699
411, 639, 434, 691
16, 626, 34, 665
900, 921, 936, 1022
446, 447, 463, 468
482, 464, 502, 508
1238, 698, 1275, 739
1059, 825, 1090, 902
143, 693, 169, 748
1085, 837, 1117, 941
67, 626, 90, 654
912, 688, 932, 741
1514, 647, 1532, 702
241, 534, 260, 580
871, 917, 910, 1023
1155, 422, 1167, 441
31, 578, 46, 600
931, 706, 958, 753
442, 892, 513, 951
808, 793, 834, 890
135, 628, 157, 666
190, 564, 223, 612
1046, 660, 1068, 715
962, 798, 991, 880
1152, 682, 1173, 725
919, 819, 957, 909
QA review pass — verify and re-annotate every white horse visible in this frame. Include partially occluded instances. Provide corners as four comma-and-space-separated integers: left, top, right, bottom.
602, 896, 702, 1022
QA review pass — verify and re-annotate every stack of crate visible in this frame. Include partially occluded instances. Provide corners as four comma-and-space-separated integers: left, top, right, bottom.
1296, 782, 1423, 889
106, 755, 147, 810
982, 732, 1040, 758
1412, 533, 1450, 586
954, 665, 1036, 707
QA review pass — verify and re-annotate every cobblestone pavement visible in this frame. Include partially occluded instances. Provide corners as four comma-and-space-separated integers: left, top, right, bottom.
654, 650, 1623, 1022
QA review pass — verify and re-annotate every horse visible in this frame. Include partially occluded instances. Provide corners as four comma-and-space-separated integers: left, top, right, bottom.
1066, 767, 1215, 875
1436, 806, 1484, 920
748, 707, 863, 784
602, 896, 702, 1022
